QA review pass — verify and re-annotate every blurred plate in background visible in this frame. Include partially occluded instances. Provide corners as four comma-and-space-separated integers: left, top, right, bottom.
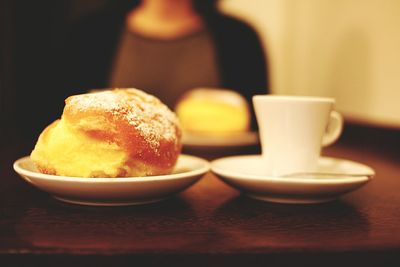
182, 131, 259, 149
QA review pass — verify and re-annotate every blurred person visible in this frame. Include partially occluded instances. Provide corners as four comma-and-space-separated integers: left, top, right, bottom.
59, 0, 269, 127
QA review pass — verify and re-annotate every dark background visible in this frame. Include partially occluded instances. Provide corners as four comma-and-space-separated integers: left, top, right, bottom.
0, 0, 109, 150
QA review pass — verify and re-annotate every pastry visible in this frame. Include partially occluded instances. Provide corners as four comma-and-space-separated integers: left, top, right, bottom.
30, 88, 182, 177
175, 88, 250, 135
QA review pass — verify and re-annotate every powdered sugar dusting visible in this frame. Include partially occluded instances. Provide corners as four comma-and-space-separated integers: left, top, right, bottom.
67, 89, 180, 150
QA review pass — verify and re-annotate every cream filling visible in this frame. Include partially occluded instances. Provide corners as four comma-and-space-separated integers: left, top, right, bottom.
31, 119, 128, 177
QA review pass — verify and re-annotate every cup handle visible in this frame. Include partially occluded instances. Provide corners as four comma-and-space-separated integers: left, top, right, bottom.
322, 111, 343, 147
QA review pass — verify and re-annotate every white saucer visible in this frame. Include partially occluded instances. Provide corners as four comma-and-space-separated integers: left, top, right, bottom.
182, 131, 259, 148
211, 155, 375, 204
14, 155, 209, 206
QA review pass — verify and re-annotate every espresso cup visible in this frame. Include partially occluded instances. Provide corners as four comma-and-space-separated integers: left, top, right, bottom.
253, 95, 343, 176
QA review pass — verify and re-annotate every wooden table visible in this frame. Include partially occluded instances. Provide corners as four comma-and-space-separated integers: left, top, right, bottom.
1, 124, 399, 267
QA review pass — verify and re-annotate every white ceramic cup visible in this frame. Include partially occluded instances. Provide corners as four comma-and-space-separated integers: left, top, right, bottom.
253, 95, 343, 176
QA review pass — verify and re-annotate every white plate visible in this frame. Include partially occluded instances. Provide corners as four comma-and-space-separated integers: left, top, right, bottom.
182, 131, 259, 148
14, 155, 209, 206
211, 155, 375, 204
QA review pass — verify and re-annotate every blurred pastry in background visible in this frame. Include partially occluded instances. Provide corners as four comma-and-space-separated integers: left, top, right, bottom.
175, 88, 250, 136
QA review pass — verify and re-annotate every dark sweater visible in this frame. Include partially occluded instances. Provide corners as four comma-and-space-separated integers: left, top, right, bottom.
109, 28, 221, 109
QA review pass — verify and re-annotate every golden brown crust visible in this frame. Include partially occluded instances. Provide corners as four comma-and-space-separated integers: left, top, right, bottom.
64, 89, 182, 174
